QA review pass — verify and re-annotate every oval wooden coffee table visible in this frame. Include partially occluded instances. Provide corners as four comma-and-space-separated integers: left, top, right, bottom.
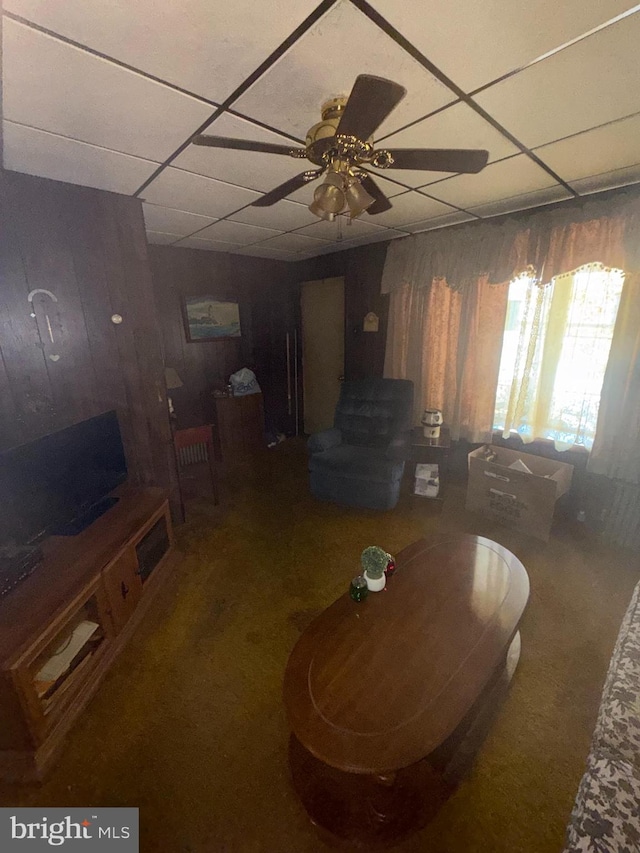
283, 535, 529, 847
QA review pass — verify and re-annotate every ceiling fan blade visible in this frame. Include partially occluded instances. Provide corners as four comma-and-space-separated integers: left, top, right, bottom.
382, 148, 489, 174
251, 171, 323, 207
359, 175, 392, 214
192, 135, 305, 157
337, 75, 406, 141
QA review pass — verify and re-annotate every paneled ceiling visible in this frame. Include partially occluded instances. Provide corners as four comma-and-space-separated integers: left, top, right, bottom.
3, 0, 640, 262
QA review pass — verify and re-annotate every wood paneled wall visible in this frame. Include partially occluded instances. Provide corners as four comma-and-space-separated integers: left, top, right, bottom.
149, 240, 391, 439
293, 242, 391, 380
149, 245, 297, 432
0, 169, 180, 515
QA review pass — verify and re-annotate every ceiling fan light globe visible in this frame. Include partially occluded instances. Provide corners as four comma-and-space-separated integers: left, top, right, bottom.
308, 200, 336, 222
344, 180, 375, 218
323, 171, 346, 189
313, 182, 346, 214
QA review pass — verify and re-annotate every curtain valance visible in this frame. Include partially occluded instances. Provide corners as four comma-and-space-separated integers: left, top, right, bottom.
380, 218, 522, 293
380, 187, 640, 294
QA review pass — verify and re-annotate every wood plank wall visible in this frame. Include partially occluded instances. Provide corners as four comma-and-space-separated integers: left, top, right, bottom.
149, 240, 390, 440
0, 169, 180, 516
149, 245, 297, 433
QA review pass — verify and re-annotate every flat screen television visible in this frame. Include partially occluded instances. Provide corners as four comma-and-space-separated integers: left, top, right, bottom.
0, 410, 128, 545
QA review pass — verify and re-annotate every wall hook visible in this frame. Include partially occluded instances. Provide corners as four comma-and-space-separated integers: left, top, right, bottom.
28, 288, 58, 317
28, 289, 60, 358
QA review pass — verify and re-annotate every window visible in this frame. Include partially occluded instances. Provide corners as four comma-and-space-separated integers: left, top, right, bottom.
493, 264, 625, 449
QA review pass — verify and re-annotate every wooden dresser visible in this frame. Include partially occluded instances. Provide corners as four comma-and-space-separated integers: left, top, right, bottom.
214, 393, 265, 465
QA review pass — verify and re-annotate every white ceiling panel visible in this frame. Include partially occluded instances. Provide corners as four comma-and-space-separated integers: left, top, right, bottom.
234, 0, 456, 142
474, 13, 640, 149
142, 203, 216, 237
427, 155, 559, 208
230, 199, 319, 231
293, 216, 388, 240
174, 236, 242, 252
172, 113, 306, 192
4, 0, 639, 250
254, 233, 329, 253
399, 211, 478, 234
534, 113, 640, 184
146, 230, 180, 245
142, 168, 261, 218
368, 0, 637, 92
3, 121, 158, 194
357, 191, 455, 227
569, 164, 640, 195
374, 102, 520, 187
2, 19, 214, 162
470, 185, 572, 218
4, 0, 317, 103
196, 220, 281, 245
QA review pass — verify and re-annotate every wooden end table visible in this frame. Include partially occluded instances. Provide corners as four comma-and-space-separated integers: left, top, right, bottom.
283, 535, 529, 847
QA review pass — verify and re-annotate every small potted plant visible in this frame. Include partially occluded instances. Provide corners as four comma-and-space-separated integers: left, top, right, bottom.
361, 546, 389, 592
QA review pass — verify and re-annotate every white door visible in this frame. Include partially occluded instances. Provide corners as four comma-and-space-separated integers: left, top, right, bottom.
301, 277, 345, 434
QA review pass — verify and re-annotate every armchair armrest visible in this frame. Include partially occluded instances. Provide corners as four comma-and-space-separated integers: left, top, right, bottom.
386, 431, 411, 461
308, 428, 342, 454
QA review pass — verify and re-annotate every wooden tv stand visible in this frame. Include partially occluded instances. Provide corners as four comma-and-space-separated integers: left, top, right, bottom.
0, 486, 177, 781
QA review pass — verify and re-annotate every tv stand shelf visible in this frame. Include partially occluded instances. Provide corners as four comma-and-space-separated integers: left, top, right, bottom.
0, 486, 177, 781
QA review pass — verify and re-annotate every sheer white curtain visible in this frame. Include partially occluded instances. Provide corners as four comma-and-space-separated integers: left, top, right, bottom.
494, 263, 625, 449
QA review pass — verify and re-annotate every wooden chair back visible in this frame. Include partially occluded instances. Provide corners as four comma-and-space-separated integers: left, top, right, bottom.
173, 425, 219, 505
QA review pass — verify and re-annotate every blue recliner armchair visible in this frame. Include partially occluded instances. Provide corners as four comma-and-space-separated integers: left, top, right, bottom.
307, 378, 414, 511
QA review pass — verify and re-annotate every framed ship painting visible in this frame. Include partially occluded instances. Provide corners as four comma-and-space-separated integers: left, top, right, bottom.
182, 295, 241, 342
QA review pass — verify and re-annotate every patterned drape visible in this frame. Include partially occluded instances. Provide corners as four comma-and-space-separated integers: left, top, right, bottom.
589, 272, 640, 484
384, 276, 508, 442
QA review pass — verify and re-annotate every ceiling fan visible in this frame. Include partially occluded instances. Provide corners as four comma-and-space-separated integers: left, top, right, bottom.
192, 75, 489, 222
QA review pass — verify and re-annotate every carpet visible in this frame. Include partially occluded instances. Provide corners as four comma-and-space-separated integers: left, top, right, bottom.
1, 440, 638, 852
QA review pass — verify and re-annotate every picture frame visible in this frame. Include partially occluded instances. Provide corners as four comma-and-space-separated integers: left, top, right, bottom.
181, 295, 242, 343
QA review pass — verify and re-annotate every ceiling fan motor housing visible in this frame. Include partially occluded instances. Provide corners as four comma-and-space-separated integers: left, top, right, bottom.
305, 96, 373, 166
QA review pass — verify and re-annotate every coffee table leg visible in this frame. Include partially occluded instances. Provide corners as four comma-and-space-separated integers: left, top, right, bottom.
288, 735, 453, 848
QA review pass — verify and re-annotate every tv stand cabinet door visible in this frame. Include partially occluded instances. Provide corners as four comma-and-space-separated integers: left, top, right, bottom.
103, 550, 142, 634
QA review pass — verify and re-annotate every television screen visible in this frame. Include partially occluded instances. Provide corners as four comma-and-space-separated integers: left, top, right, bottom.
0, 411, 127, 545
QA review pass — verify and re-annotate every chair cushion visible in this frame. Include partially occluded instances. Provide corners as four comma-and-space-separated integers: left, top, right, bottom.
564, 754, 640, 852
308, 445, 404, 484
334, 378, 413, 448
307, 428, 342, 454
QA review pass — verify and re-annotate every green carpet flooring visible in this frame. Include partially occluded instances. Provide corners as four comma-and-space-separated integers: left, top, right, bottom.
1, 440, 638, 852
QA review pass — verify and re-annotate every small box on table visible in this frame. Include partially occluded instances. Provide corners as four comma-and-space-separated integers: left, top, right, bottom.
414, 463, 439, 498
466, 445, 573, 541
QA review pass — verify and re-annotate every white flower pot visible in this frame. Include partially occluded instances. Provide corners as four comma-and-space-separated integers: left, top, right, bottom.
364, 571, 386, 592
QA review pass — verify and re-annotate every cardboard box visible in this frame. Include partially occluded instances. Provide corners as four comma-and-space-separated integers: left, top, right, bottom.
466, 445, 574, 541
